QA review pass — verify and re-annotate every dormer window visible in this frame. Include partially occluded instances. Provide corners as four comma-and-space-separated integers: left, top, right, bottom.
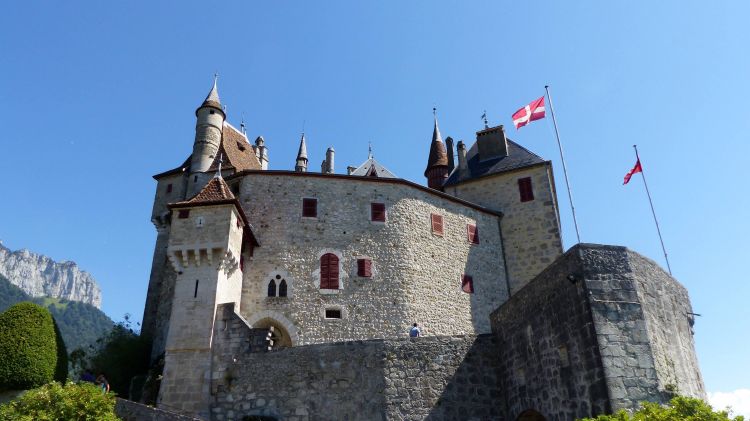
166, 183, 173, 193
518, 177, 534, 202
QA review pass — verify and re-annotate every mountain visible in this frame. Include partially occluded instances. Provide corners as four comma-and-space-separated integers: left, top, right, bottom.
0, 275, 113, 353
0, 241, 101, 308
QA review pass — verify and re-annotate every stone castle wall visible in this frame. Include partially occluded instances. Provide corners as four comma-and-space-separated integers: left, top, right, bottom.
445, 163, 562, 294
235, 172, 509, 344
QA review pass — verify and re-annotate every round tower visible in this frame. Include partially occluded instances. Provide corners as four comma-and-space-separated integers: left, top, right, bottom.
190, 77, 226, 174
424, 113, 450, 190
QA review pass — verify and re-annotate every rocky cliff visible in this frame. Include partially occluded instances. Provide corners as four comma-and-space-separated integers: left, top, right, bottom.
0, 241, 102, 308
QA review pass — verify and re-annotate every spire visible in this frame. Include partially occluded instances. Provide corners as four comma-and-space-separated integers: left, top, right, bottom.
425, 109, 449, 177
432, 107, 443, 144
295, 133, 308, 172
199, 74, 223, 112
215, 153, 223, 178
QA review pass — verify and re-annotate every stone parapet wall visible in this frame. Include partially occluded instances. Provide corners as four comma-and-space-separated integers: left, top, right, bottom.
116, 398, 204, 421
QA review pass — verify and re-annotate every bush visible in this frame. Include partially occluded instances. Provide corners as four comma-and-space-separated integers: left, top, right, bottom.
0, 381, 118, 420
0, 302, 60, 390
89, 315, 150, 397
578, 395, 745, 421
52, 319, 68, 382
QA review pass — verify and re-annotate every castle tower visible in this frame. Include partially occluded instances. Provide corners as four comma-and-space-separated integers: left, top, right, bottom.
254, 136, 269, 170
424, 113, 450, 190
157, 174, 257, 417
190, 77, 226, 175
295, 133, 308, 172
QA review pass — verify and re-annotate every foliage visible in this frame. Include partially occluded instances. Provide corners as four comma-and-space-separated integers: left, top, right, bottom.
0, 303, 58, 391
52, 319, 68, 382
578, 395, 745, 421
88, 314, 151, 397
0, 381, 118, 421
0, 275, 114, 354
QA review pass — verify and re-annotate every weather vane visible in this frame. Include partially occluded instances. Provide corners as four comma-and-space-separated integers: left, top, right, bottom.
482, 110, 488, 128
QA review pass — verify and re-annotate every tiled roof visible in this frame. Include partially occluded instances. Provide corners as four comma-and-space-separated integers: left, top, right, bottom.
444, 139, 546, 186
199, 79, 222, 111
424, 117, 449, 175
208, 124, 262, 172
350, 157, 397, 178
173, 176, 235, 206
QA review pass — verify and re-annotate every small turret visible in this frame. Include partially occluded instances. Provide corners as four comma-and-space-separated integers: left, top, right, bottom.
325, 147, 335, 174
255, 136, 269, 170
191, 77, 226, 175
295, 133, 308, 172
424, 111, 450, 190
457, 140, 468, 174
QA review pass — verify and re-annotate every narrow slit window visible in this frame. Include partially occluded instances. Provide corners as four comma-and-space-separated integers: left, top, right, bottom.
194, 280, 199, 298
518, 177, 534, 202
267, 279, 277, 297
279, 279, 288, 297
302, 198, 318, 218
371, 203, 386, 222
431, 213, 444, 236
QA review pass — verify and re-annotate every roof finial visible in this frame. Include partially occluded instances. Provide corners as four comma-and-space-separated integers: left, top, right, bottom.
433, 106, 437, 119
482, 110, 488, 128
215, 153, 224, 178
240, 114, 246, 134
368, 141, 373, 159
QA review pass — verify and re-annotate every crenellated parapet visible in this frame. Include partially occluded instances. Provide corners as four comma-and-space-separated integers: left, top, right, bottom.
166, 245, 240, 275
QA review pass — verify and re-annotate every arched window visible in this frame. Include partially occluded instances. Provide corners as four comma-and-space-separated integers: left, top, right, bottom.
279, 279, 288, 297
267, 279, 276, 297
320, 253, 340, 289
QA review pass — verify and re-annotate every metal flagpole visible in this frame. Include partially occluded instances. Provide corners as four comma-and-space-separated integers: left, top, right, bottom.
544, 85, 582, 244
633, 145, 672, 275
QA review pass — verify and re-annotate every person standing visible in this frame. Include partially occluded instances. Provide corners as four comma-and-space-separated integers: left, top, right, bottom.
409, 323, 421, 337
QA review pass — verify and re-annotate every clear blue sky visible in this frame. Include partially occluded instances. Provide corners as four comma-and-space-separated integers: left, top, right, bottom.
1, 1, 747, 395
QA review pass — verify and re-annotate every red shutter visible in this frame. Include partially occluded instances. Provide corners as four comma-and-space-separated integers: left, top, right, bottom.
518, 177, 534, 202
467, 224, 479, 244
431, 214, 444, 236
462, 275, 474, 293
371, 203, 386, 222
303, 198, 318, 217
358, 259, 372, 277
320, 253, 339, 289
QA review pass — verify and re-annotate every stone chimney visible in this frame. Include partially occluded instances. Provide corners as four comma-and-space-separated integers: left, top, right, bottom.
457, 141, 468, 174
476, 125, 508, 161
445, 136, 455, 172
324, 147, 335, 174
255, 136, 269, 170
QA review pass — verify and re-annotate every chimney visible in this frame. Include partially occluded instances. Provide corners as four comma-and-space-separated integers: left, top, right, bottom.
325, 147, 335, 174
347, 166, 356, 175
457, 141, 468, 173
321, 160, 327, 173
445, 136, 455, 172
476, 125, 508, 161
255, 136, 269, 170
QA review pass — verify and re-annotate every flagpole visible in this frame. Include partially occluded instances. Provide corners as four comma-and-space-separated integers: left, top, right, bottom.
544, 85, 581, 244
633, 145, 672, 275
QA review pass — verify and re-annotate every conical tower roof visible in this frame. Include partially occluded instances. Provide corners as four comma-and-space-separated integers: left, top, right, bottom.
197, 76, 223, 114
424, 115, 449, 176
297, 133, 308, 160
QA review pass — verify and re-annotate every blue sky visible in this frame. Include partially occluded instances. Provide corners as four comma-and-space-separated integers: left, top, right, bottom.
1, 1, 747, 401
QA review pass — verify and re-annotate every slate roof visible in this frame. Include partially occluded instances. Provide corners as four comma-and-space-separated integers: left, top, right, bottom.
424, 117, 449, 176
154, 123, 261, 179
296, 133, 308, 160
443, 139, 546, 186
350, 157, 397, 178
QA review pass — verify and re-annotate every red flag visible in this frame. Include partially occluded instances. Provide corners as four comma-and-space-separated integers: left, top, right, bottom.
623, 159, 642, 185
512, 96, 546, 129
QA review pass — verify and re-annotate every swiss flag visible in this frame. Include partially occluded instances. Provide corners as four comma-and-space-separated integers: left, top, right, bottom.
512, 96, 546, 129
623, 159, 642, 185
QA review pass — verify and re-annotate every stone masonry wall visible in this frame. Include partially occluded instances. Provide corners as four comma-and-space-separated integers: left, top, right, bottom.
490, 244, 611, 420
210, 305, 504, 421
446, 163, 562, 294
115, 398, 203, 421
236, 173, 509, 344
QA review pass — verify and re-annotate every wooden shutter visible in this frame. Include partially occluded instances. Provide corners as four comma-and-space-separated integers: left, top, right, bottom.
320, 253, 339, 289
462, 275, 474, 293
302, 198, 318, 217
467, 224, 479, 244
371, 203, 386, 222
518, 177, 534, 202
431, 214, 444, 236
358, 258, 372, 277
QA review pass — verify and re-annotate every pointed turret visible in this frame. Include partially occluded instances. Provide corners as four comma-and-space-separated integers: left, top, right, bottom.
190, 77, 226, 180
197, 76, 223, 115
295, 133, 308, 172
424, 111, 450, 190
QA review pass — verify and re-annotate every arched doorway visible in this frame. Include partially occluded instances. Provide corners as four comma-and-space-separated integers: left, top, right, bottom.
253, 318, 292, 348
516, 409, 547, 421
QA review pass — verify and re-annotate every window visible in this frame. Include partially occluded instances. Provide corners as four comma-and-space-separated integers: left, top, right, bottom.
194, 280, 199, 298
430, 213, 444, 236
279, 279, 288, 297
467, 224, 479, 244
518, 177, 534, 202
320, 253, 340, 289
267, 274, 288, 298
371, 203, 386, 222
267, 279, 276, 297
357, 258, 372, 277
194, 175, 198, 182
302, 198, 318, 218
166, 183, 173, 193
325, 308, 342, 319
461, 275, 474, 294
178, 209, 190, 219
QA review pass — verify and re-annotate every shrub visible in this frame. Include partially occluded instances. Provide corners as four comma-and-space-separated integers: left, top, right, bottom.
52, 319, 68, 382
578, 395, 745, 421
0, 302, 59, 390
0, 381, 118, 420
89, 315, 150, 397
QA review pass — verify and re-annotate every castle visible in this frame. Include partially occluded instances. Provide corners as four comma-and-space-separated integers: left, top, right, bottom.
139, 80, 705, 420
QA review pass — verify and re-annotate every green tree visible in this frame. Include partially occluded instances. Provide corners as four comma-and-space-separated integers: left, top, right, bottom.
0, 302, 60, 391
89, 314, 150, 397
578, 396, 745, 421
0, 381, 118, 421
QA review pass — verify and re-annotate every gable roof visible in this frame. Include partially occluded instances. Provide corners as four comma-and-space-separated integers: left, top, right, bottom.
153, 123, 261, 179
350, 157, 397, 178
443, 139, 546, 186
